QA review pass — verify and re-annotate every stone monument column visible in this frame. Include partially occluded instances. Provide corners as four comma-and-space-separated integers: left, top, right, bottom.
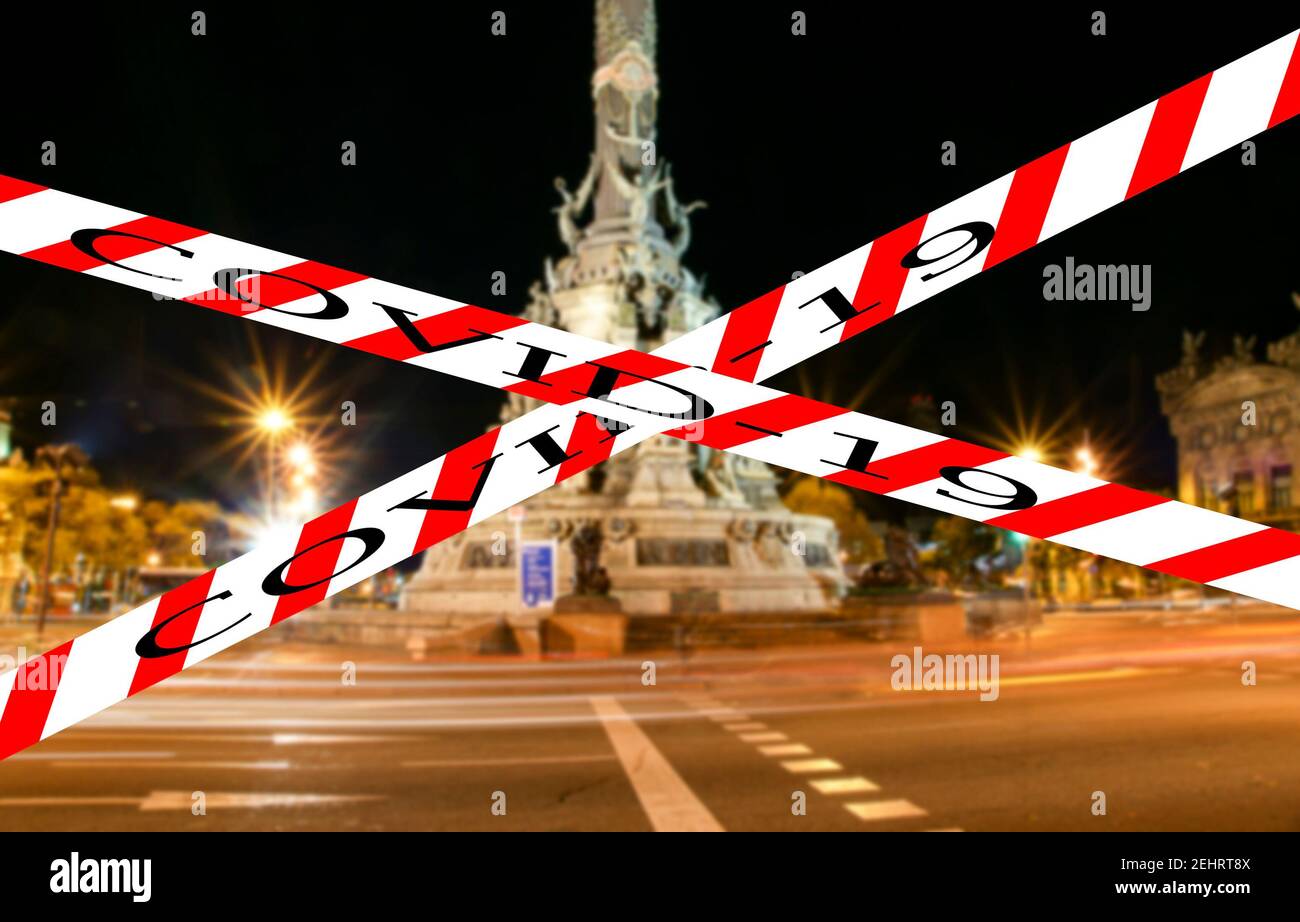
400, 0, 846, 634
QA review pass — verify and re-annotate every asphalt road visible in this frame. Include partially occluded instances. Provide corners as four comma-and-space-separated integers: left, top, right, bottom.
2, 609, 1298, 831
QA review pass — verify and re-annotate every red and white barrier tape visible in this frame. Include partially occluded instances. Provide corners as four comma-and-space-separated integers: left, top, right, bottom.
0, 29, 1296, 759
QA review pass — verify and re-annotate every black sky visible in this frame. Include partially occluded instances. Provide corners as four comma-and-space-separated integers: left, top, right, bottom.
0, 2, 1296, 513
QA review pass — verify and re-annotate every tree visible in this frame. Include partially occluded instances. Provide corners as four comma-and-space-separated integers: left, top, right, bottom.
21, 473, 149, 579
141, 499, 224, 565
783, 476, 883, 563
932, 516, 998, 587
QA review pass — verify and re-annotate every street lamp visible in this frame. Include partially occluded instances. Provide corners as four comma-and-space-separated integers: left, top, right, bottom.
34, 444, 89, 639
1075, 447, 1098, 477
257, 407, 293, 522
109, 494, 138, 511
258, 409, 291, 434
287, 442, 312, 468
1015, 445, 1044, 464
1075, 430, 1099, 478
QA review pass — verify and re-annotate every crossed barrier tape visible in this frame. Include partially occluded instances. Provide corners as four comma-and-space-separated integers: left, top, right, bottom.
0, 28, 1296, 760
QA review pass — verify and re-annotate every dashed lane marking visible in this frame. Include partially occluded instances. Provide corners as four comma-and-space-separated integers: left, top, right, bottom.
810, 776, 880, 795
758, 743, 813, 757
844, 799, 929, 822
781, 758, 844, 774
738, 731, 788, 743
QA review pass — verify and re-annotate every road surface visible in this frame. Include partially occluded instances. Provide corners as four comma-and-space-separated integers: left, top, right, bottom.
2, 609, 1298, 830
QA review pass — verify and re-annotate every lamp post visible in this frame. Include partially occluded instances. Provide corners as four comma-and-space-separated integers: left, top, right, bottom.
258, 408, 292, 522
34, 444, 88, 639
1012, 445, 1044, 646
285, 441, 318, 518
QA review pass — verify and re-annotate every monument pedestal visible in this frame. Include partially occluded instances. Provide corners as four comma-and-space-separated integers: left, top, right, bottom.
845, 590, 968, 644
545, 595, 627, 656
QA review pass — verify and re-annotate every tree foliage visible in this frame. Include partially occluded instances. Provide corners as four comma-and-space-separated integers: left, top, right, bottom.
783, 476, 883, 563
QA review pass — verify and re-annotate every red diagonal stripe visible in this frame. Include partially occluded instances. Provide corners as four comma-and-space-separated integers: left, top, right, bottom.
667, 394, 847, 451
1146, 527, 1300, 584
556, 412, 618, 483
346, 304, 528, 362
986, 482, 1169, 538
840, 215, 928, 341
0, 641, 73, 760
414, 429, 503, 552
1126, 73, 1213, 199
270, 500, 360, 626
1269, 33, 1300, 128
128, 570, 218, 696
0, 174, 46, 204
184, 260, 367, 316
711, 287, 784, 382
985, 144, 1069, 269
826, 439, 1008, 496
22, 215, 203, 272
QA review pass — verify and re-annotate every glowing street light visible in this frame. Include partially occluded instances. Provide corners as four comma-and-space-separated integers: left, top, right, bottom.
1015, 445, 1044, 464
287, 442, 313, 468
255, 407, 294, 522
1075, 446, 1098, 477
109, 494, 138, 511
258, 408, 292, 433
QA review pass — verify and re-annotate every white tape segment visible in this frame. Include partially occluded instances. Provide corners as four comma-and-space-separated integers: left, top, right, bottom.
0, 29, 1296, 759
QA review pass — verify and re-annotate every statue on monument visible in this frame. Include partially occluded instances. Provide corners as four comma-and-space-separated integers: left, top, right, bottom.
660, 162, 706, 257
856, 525, 929, 590
553, 154, 598, 255
1180, 329, 1206, 370
570, 520, 612, 596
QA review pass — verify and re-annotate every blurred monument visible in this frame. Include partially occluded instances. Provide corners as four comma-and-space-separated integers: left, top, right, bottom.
1157, 296, 1300, 533
401, 0, 844, 628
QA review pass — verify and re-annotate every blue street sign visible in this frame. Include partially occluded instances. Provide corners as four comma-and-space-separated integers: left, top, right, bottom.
520, 541, 556, 609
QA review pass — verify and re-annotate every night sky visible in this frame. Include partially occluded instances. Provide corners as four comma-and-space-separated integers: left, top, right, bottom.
0, 2, 1297, 518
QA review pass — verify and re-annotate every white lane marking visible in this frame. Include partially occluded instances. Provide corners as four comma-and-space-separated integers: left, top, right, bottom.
0, 797, 142, 807
738, 732, 788, 743
997, 667, 1166, 688
7, 750, 174, 761
721, 722, 767, 732
402, 754, 616, 768
138, 791, 383, 811
272, 733, 410, 746
781, 758, 843, 773
758, 743, 812, 757
705, 711, 749, 722
56, 760, 291, 771
844, 800, 929, 822
160, 673, 732, 690
810, 776, 880, 795
590, 696, 723, 833
49, 732, 411, 745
